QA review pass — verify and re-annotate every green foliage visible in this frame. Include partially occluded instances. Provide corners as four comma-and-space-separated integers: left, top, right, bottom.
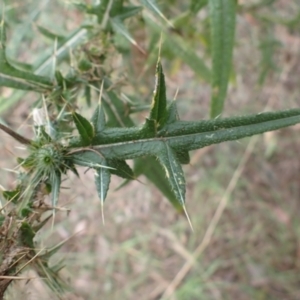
209, 0, 236, 118
149, 60, 167, 127
0, 20, 52, 91
72, 112, 95, 145
0, 0, 299, 297
20, 222, 35, 248
3, 58, 300, 212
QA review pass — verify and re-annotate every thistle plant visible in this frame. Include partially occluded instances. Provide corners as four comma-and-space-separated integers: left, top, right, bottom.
0, 0, 299, 298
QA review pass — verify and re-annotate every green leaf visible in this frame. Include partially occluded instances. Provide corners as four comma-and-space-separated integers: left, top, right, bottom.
0, 38, 52, 90
34, 27, 88, 76
8, 59, 34, 72
71, 150, 113, 169
91, 100, 106, 133
175, 150, 190, 164
106, 159, 134, 179
118, 5, 142, 20
21, 207, 33, 217
159, 108, 300, 137
72, 112, 94, 145
209, 0, 237, 118
95, 159, 111, 224
84, 85, 92, 107
110, 17, 143, 52
0, 20, 52, 91
109, 0, 124, 17
20, 222, 35, 248
149, 59, 167, 128
95, 164, 111, 204
101, 81, 135, 127
133, 157, 183, 210
3, 188, 20, 203
0, 24, 87, 113
50, 172, 61, 210
156, 142, 186, 207
141, 118, 156, 137
92, 118, 157, 146
36, 25, 65, 42
140, 0, 172, 26
165, 100, 179, 124
91, 109, 300, 161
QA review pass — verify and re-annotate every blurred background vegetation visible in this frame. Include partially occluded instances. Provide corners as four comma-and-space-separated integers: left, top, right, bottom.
1, 0, 300, 299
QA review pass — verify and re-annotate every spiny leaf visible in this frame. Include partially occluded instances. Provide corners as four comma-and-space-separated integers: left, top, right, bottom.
0, 48, 53, 91
118, 5, 143, 20
72, 112, 94, 145
91, 108, 300, 147
209, 0, 237, 118
106, 159, 134, 179
140, 0, 173, 26
156, 142, 186, 207
156, 142, 193, 229
165, 100, 179, 124
91, 100, 106, 133
0, 27, 88, 114
70, 150, 112, 169
91, 109, 300, 161
50, 172, 61, 211
149, 59, 167, 128
133, 157, 183, 210
92, 118, 157, 146
159, 108, 300, 137
175, 150, 190, 164
110, 17, 144, 53
141, 118, 156, 137
0, 20, 53, 91
34, 27, 88, 76
95, 160, 111, 224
